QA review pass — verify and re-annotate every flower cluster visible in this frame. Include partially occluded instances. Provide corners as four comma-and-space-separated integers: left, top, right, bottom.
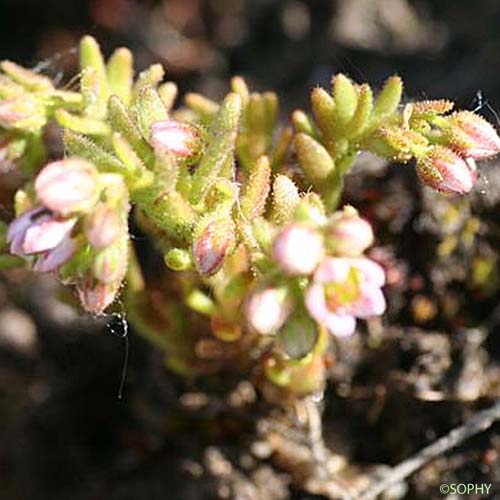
1, 36, 500, 396
7, 158, 130, 315
245, 206, 385, 343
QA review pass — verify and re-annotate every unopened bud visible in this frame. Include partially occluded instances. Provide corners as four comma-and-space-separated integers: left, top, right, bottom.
164, 248, 192, 271
35, 158, 100, 216
150, 120, 200, 158
446, 111, 500, 159
272, 224, 324, 276
245, 287, 293, 335
85, 204, 124, 249
91, 237, 128, 284
192, 216, 235, 276
416, 146, 477, 194
0, 96, 45, 131
325, 206, 374, 256
78, 276, 121, 315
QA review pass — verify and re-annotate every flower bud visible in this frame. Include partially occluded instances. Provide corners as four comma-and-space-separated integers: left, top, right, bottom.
150, 120, 200, 158
325, 206, 374, 257
7, 206, 76, 256
91, 237, 128, 284
245, 287, 293, 335
272, 224, 324, 276
0, 96, 45, 131
164, 248, 192, 271
85, 204, 123, 249
447, 111, 500, 159
416, 146, 477, 194
192, 217, 235, 276
78, 276, 121, 315
35, 158, 99, 216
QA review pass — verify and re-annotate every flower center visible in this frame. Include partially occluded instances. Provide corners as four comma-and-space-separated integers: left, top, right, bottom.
324, 267, 361, 311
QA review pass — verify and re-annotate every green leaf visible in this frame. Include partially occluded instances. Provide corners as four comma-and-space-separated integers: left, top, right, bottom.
240, 155, 271, 218
111, 132, 155, 191
134, 85, 169, 141
277, 311, 318, 359
106, 47, 133, 105
0, 60, 53, 92
107, 95, 153, 164
373, 75, 403, 119
271, 174, 300, 224
79, 36, 110, 116
292, 109, 317, 137
295, 133, 335, 185
189, 93, 242, 205
158, 82, 178, 112
346, 84, 373, 137
132, 63, 164, 100
64, 129, 124, 172
332, 73, 358, 130
311, 87, 336, 140
185, 92, 219, 122
55, 109, 109, 136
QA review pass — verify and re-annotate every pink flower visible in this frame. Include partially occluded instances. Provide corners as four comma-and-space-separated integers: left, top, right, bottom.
305, 257, 386, 337
416, 146, 477, 195
448, 111, 500, 159
33, 235, 77, 273
7, 206, 76, 256
245, 287, 293, 335
326, 206, 374, 257
150, 120, 200, 158
272, 224, 324, 276
35, 158, 99, 216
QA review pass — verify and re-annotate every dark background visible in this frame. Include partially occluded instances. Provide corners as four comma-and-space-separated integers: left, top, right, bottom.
1, 1, 500, 499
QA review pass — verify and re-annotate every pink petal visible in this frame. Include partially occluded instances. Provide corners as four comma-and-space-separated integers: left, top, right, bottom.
22, 217, 76, 254
7, 207, 45, 255
313, 257, 352, 284
322, 313, 357, 337
351, 257, 386, 287
350, 286, 386, 318
34, 236, 76, 273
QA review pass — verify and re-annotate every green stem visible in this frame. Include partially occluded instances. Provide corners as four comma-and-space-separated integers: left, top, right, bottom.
323, 152, 356, 212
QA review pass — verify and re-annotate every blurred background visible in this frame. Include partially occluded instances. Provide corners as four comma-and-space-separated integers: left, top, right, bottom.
1, 1, 500, 499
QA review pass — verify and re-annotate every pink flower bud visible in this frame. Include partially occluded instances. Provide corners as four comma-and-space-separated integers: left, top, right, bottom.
150, 120, 200, 158
85, 204, 124, 249
35, 158, 99, 216
272, 224, 324, 276
0, 97, 42, 130
326, 206, 374, 257
91, 237, 128, 284
448, 111, 500, 159
192, 218, 235, 276
78, 276, 121, 315
416, 146, 477, 195
245, 287, 293, 335
33, 235, 77, 273
7, 206, 76, 256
